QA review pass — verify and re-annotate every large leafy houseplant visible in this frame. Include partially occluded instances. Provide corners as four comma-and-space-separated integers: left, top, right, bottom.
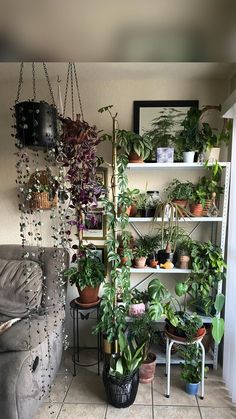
64, 255, 105, 290
117, 129, 152, 163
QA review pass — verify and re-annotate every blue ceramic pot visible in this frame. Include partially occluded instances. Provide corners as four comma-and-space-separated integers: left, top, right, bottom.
186, 382, 199, 395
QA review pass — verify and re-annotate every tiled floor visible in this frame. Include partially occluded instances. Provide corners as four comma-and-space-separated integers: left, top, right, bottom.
35, 349, 236, 419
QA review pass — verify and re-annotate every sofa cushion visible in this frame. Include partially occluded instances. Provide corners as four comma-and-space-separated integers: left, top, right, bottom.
0, 308, 65, 352
0, 258, 43, 317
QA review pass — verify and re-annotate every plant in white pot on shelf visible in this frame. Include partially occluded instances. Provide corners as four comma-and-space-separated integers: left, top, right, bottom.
176, 107, 203, 163
202, 118, 232, 163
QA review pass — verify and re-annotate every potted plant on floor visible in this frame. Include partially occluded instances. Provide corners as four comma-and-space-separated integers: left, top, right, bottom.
103, 331, 145, 407
180, 344, 208, 395
64, 252, 105, 306
117, 129, 152, 163
129, 312, 157, 384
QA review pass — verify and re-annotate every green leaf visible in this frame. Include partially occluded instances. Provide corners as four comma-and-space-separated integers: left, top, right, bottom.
214, 294, 225, 313
115, 358, 124, 375
212, 317, 224, 344
148, 301, 163, 320
118, 331, 126, 352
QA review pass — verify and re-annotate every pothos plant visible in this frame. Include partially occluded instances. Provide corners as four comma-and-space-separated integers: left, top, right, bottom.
94, 106, 133, 343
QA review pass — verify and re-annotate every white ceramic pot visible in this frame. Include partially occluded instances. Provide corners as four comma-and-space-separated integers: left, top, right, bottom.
203, 147, 220, 163
183, 151, 195, 163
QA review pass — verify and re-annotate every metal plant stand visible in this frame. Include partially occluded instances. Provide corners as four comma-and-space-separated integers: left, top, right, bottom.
70, 299, 101, 376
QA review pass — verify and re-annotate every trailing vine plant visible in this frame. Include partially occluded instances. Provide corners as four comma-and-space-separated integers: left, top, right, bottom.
94, 106, 132, 343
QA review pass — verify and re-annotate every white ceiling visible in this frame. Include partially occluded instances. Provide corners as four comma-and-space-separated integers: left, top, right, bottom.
0, 63, 235, 83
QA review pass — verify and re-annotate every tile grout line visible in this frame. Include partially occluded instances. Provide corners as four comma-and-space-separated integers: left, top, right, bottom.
151, 380, 154, 419
195, 396, 203, 419
56, 372, 74, 419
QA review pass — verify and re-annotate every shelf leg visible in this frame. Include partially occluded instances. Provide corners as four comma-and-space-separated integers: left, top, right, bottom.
166, 338, 174, 398
199, 341, 205, 399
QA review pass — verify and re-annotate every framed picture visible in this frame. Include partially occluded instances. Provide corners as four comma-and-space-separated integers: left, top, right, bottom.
96, 167, 108, 201
133, 100, 199, 135
90, 245, 108, 275
83, 209, 106, 240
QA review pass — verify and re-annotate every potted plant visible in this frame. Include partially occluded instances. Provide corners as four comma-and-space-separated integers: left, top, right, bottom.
129, 289, 146, 316
165, 179, 194, 215
26, 169, 58, 210
188, 181, 207, 217
118, 188, 140, 216
133, 237, 150, 268
135, 193, 148, 217
176, 107, 203, 162
202, 116, 232, 163
117, 129, 152, 163
103, 331, 145, 407
129, 312, 157, 384
64, 254, 105, 306
143, 108, 181, 163
180, 344, 208, 395
199, 162, 223, 216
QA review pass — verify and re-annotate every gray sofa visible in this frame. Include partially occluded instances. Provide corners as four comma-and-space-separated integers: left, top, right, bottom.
0, 245, 69, 419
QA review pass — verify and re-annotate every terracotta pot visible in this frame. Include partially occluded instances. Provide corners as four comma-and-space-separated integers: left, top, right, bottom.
120, 256, 129, 266
189, 203, 203, 217
139, 353, 156, 384
178, 255, 190, 269
165, 325, 206, 343
173, 199, 188, 217
129, 151, 143, 163
118, 205, 132, 216
150, 259, 158, 268
202, 325, 213, 353
134, 257, 147, 268
130, 204, 137, 217
129, 303, 146, 317
202, 199, 213, 216
77, 286, 99, 304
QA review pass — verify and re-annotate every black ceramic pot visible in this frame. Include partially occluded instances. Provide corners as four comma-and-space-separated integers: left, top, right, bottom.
15, 101, 57, 149
157, 250, 169, 264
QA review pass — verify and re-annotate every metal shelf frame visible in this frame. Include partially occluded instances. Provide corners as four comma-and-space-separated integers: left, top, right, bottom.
123, 162, 231, 370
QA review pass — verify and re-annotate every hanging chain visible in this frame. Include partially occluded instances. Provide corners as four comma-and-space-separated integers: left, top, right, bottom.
73, 63, 84, 120
63, 63, 71, 117
70, 63, 75, 120
15, 62, 24, 104
43, 62, 56, 107
32, 62, 36, 101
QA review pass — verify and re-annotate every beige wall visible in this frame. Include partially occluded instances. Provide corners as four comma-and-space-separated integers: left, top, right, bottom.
0, 63, 230, 344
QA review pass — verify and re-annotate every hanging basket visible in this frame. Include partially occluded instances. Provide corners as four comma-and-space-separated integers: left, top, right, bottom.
29, 192, 57, 210
15, 100, 57, 149
28, 170, 58, 210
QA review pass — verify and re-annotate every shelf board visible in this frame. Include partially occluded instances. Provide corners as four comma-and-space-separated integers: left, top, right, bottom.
151, 346, 214, 365
117, 267, 191, 274
126, 217, 223, 222
127, 162, 230, 169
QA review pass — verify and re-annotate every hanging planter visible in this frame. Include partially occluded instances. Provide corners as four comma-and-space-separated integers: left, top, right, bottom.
15, 101, 57, 149
27, 170, 58, 210
14, 63, 58, 150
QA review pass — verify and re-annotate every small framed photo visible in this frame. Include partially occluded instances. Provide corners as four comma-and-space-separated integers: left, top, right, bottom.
90, 245, 108, 275
96, 168, 108, 201
83, 209, 106, 240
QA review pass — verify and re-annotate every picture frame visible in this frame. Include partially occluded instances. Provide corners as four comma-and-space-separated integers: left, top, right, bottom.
96, 167, 108, 202
133, 100, 199, 135
89, 245, 108, 276
83, 208, 107, 240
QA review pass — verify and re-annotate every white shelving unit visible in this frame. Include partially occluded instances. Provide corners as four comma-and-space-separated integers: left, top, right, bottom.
123, 162, 231, 369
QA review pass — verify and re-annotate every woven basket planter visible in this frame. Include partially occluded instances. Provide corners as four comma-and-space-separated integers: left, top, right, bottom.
30, 192, 57, 210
